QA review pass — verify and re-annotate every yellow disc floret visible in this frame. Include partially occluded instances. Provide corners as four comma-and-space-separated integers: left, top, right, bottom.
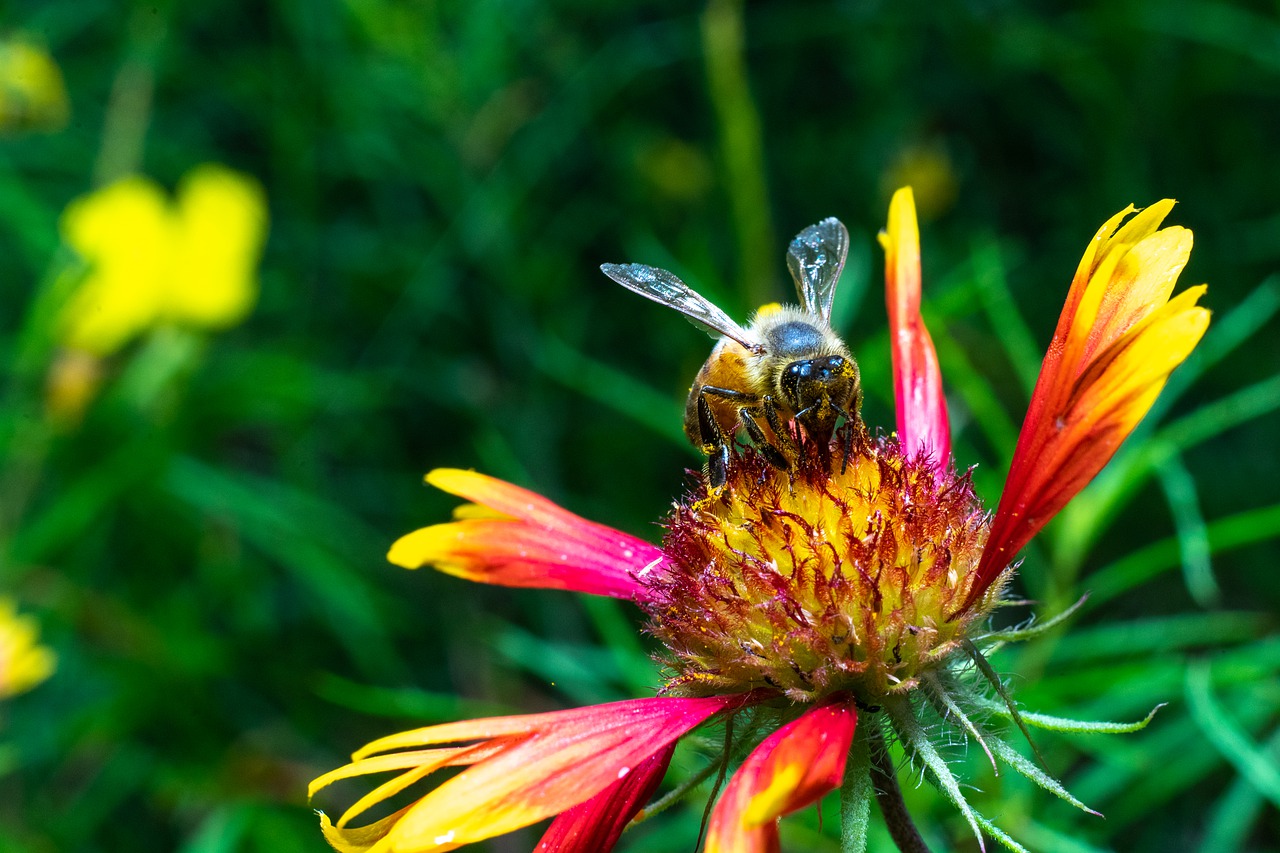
645, 426, 1006, 703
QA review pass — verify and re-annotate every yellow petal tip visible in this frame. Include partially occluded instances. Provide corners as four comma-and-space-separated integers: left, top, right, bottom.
424, 468, 485, 495
387, 527, 448, 569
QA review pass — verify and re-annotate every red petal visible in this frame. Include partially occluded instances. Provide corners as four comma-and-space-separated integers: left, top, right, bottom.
881, 187, 951, 469
705, 700, 858, 853
315, 694, 762, 853
388, 469, 662, 600
534, 742, 675, 853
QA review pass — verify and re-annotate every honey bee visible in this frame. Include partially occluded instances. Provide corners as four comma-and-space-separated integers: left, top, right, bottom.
601, 218, 861, 488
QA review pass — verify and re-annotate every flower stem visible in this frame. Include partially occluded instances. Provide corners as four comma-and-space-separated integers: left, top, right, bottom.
869, 723, 932, 853
839, 722, 873, 853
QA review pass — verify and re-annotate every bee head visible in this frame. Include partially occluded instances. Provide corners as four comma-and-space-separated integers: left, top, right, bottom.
779, 355, 861, 439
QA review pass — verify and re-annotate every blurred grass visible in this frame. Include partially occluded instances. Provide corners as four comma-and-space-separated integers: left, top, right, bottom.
0, 1, 1277, 851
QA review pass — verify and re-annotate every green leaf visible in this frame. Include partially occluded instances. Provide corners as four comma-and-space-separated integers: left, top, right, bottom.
580, 595, 661, 695
1156, 453, 1219, 607
163, 455, 402, 680
535, 334, 688, 448
491, 621, 630, 706
176, 806, 251, 853
1015, 819, 1112, 853
1086, 502, 1280, 609
929, 315, 1020, 460
971, 236, 1041, 397
311, 672, 512, 722
1184, 658, 1280, 810
1197, 725, 1280, 853
1068, 680, 1275, 823
1042, 612, 1268, 665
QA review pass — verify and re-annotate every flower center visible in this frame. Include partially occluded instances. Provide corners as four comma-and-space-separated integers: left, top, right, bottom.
643, 426, 1003, 703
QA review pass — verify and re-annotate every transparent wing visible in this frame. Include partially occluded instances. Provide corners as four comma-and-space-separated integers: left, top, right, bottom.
600, 263, 758, 350
786, 217, 849, 322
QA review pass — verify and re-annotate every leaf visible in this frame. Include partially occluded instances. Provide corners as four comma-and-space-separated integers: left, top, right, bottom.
1184, 658, 1280, 810
1156, 453, 1219, 607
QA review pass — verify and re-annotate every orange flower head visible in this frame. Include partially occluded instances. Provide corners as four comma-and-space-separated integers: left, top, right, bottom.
649, 426, 1003, 703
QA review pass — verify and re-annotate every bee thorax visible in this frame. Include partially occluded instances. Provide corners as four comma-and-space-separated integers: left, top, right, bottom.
763, 319, 826, 357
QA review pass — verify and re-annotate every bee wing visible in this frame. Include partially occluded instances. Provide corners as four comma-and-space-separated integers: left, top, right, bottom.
786, 217, 849, 322
600, 263, 759, 350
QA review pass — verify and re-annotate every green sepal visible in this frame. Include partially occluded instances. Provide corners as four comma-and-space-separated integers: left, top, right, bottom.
965, 640, 1045, 766
974, 595, 1088, 644
926, 673, 997, 775
974, 696, 1165, 734
986, 733, 1100, 815
976, 813, 1031, 853
884, 695, 985, 850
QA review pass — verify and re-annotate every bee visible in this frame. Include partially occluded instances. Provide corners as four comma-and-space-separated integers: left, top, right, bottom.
601, 218, 861, 488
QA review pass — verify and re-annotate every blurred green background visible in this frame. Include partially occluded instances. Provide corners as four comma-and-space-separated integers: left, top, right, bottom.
1, 0, 1278, 850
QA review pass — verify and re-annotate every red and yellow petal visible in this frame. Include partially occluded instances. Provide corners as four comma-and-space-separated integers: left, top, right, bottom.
313, 694, 758, 853
534, 742, 675, 853
880, 187, 951, 468
705, 700, 858, 853
971, 202, 1209, 603
388, 469, 662, 600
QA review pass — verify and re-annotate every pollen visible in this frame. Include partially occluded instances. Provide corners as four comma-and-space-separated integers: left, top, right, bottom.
644, 425, 1006, 703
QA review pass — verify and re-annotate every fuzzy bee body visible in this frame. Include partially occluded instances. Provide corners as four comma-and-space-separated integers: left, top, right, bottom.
603, 218, 860, 488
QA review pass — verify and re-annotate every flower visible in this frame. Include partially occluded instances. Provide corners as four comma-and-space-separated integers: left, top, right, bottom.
312, 191, 1207, 851
880, 141, 958, 221
55, 164, 269, 357
0, 598, 56, 699
0, 36, 69, 133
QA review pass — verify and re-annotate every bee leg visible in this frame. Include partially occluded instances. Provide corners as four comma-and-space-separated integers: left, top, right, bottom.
829, 402, 854, 473
701, 385, 758, 406
700, 386, 764, 487
762, 396, 799, 459
843, 420, 854, 472
696, 393, 731, 490
740, 408, 790, 470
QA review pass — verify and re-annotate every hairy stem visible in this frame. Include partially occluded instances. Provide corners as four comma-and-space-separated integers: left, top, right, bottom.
870, 724, 932, 853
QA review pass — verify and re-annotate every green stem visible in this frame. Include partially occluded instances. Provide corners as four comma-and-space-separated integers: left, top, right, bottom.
696, 714, 736, 849
839, 720, 874, 853
94, 1, 172, 184
701, 0, 774, 308
869, 723, 932, 853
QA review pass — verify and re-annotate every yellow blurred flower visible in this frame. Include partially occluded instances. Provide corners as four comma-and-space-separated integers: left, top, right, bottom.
881, 142, 958, 221
57, 164, 269, 357
0, 36, 69, 133
0, 598, 55, 699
